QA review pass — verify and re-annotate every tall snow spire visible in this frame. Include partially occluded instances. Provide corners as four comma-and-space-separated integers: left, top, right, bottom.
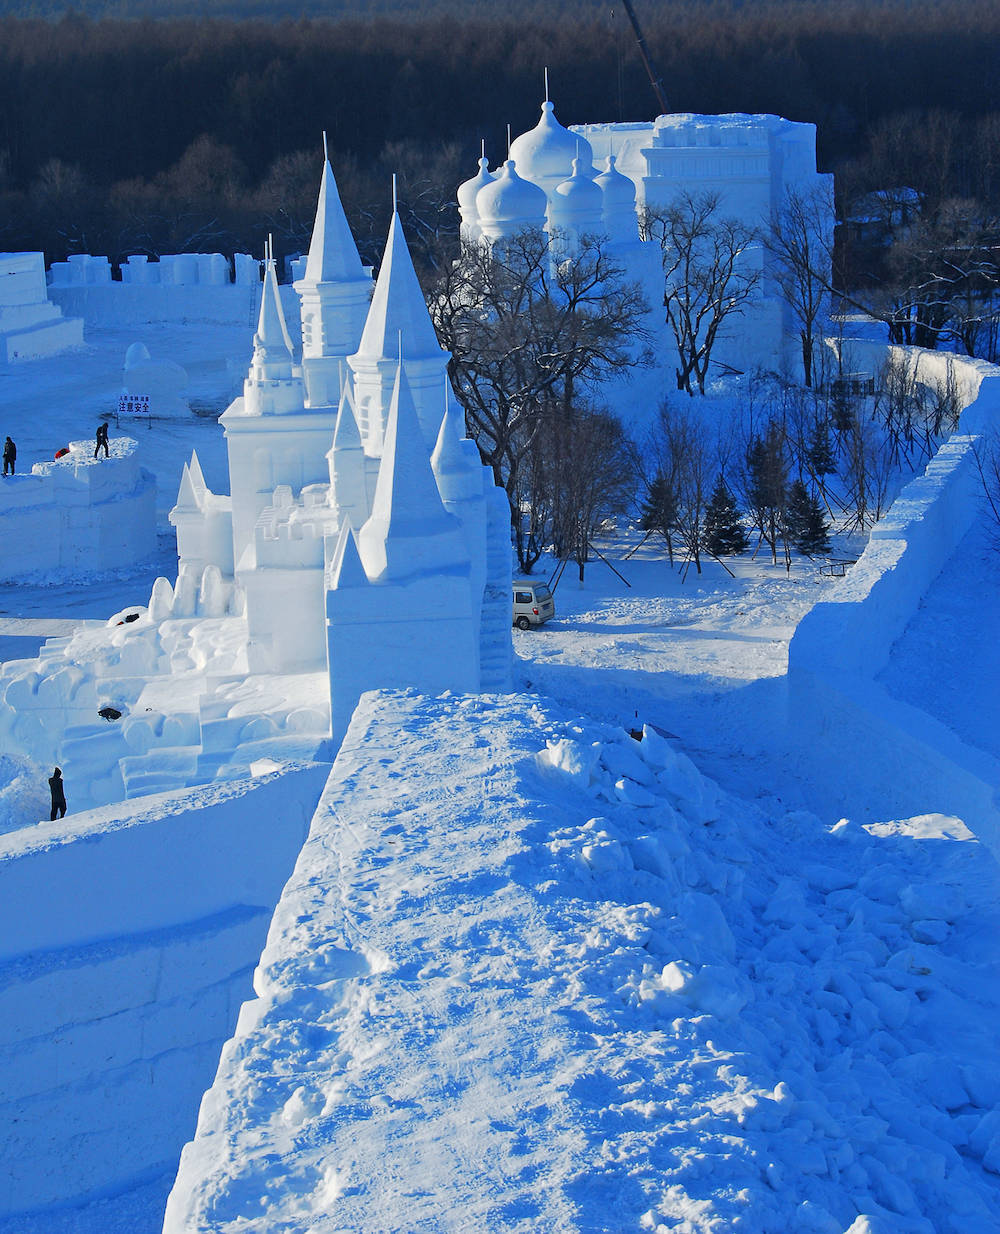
295, 142, 374, 408
249, 238, 294, 381
354, 208, 441, 366
303, 153, 367, 286
349, 199, 453, 447
358, 361, 466, 582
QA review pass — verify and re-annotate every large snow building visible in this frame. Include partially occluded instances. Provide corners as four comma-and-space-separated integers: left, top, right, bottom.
458, 103, 833, 383
170, 158, 512, 741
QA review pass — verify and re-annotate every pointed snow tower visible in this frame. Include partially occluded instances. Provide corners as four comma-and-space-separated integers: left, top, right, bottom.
326, 362, 479, 742
294, 153, 373, 410
220, 244, 307, 566
348, 207, 450, 451
169, 449, 234, 579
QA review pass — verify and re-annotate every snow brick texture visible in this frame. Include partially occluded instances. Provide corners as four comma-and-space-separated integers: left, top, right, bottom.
165, 691, 1000, 1234
0, 762, 326, 1220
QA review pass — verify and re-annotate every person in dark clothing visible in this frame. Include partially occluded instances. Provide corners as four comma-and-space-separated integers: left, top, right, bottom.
94, 423, 109, 459
2, 436, 14, 475
48, 767, 66, 820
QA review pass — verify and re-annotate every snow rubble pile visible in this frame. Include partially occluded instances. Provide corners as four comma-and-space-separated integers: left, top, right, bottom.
166, 690, 1000, 1234
0, 762, 328, 1223
0, 594, 330, 815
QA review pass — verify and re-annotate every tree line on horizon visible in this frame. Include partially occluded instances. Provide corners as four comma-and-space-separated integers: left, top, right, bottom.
0, 0, 998, 266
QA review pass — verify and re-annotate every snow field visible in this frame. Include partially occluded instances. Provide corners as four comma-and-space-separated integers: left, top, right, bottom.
0, 762, 328, 1221
165, 690, 1000, 1233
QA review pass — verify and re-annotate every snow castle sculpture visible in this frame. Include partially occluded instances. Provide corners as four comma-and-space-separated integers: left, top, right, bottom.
458, 99, 833, 380
169, 156, 512, 740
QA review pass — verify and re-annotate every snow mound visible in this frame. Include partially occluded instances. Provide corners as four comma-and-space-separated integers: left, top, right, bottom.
0, 753, 49, 835
165, 690, 1000, 1234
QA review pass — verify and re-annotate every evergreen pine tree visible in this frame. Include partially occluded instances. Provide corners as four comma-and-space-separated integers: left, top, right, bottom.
702, 474, 749, 556
640, 470, 680, 564
785, 478, 831, 555
806, 416, 836, 476
746, 421, 788, 563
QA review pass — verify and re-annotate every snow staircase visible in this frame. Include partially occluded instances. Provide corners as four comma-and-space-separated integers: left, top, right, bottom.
120, 747, 201, 798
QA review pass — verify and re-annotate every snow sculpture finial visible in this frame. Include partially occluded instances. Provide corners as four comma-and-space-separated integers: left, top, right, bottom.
392, 172, 398, 215
322, 129, 329, 161
354, 212, 442, 364
330, 522, 370, 590
544, 65, 549, 104
358, 363, 464, 581
302, 150, 366, 285
251, 239, 294, 369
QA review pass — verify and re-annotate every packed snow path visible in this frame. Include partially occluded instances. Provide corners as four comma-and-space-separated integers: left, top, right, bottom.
167, 690, 1000, 1234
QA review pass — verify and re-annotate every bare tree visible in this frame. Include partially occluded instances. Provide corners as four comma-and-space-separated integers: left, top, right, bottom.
430, 227, 649, 571
545, 408, 636, 584
642, 191, 761, 395
766, 186, 833, 387
646, 403, 712, 576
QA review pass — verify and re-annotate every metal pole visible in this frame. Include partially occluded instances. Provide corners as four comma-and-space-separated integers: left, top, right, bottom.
619, 0, 668, 115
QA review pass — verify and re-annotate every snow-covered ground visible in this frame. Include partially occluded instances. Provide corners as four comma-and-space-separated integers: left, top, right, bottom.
1, 316, 998, 1232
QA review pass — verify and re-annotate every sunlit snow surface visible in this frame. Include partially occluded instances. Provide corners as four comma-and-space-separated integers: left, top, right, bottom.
1, 318, 998, 1231
166, 690, 1000, 1234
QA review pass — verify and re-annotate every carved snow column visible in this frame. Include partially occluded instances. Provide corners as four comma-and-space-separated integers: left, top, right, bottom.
294, 158, 373, 410
348, 211, 451, 452
242, 486, 332, 675
327, 364, 478, 744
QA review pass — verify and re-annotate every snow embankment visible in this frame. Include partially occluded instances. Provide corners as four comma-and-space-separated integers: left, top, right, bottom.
165, 690, 1000, 1234
0, 761, 327, 1221
789, 359, 1000, 846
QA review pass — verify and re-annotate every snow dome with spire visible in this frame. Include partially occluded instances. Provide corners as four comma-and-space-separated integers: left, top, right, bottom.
475, 160, 549, 244
508, 99, 594, 201
457, 154, 497, 244
548, 155, 605, 246
594, 153, 639, 243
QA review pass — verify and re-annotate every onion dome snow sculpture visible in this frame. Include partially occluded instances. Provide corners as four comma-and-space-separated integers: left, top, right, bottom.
475, 160, 549, 244
457, 155, 497, 245
594, 153, 639, 243
509, 99, 595, 202
548, 155, 605, 249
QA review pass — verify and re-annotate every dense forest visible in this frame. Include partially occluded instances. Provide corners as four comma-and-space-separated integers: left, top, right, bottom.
0, 0, 998, 268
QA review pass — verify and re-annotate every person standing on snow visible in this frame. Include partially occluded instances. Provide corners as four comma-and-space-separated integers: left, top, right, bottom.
48, 767, 67, 820
94, 422, 109, 459
2, 436, 15, 475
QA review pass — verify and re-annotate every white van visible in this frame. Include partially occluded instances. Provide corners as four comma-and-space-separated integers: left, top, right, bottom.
512, 579, 555, 630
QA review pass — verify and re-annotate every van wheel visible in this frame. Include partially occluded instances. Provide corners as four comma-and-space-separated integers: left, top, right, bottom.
515, 616, 531, 631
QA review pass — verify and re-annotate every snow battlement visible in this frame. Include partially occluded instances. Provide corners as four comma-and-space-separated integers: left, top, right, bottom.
0, 433, 156, 579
